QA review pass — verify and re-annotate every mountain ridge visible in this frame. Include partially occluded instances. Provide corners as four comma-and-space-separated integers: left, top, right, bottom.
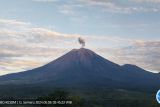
0, 48, 159, 90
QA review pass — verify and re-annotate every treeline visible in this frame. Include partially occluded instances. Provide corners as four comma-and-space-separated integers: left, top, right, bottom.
0, 90, 159, 107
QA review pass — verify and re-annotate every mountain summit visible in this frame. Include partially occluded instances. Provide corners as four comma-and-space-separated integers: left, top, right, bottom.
0, 48, 159, 89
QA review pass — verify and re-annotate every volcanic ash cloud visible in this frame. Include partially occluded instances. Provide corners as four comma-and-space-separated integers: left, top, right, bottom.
78, 37, 85, 48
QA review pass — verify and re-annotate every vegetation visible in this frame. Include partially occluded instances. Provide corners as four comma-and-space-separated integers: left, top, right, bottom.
0, 88, 159, 107
0, 87, 160, 107
37, 90, 85, 107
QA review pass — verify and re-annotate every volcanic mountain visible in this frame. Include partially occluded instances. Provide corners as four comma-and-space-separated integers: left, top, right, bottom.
0, 48, 159, 90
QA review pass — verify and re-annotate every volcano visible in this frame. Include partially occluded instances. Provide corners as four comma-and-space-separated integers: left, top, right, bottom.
0, 48, 159, 89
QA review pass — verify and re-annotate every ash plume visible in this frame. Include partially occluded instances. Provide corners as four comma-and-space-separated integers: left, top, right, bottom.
78, 37, 85, 48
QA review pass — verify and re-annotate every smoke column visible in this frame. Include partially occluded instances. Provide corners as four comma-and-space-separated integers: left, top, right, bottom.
78, 37, 85, 48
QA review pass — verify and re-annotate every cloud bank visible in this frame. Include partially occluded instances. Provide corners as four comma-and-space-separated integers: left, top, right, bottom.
0, 19, 159, 75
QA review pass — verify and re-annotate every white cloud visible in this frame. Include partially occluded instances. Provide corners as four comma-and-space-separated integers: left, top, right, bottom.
132, 0, 160, 3
96, 40, 160, 73
77, 0, 160, 13
0, 19, 31, 26
31, 0, 160, 14
59, 5, 75, 15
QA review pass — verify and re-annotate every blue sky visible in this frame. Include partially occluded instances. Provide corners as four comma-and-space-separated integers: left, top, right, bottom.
0, 0, 160, 75
0, 0, 160, 39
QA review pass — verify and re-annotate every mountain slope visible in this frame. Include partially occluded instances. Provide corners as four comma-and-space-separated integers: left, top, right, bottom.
0, 48, 159, 89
